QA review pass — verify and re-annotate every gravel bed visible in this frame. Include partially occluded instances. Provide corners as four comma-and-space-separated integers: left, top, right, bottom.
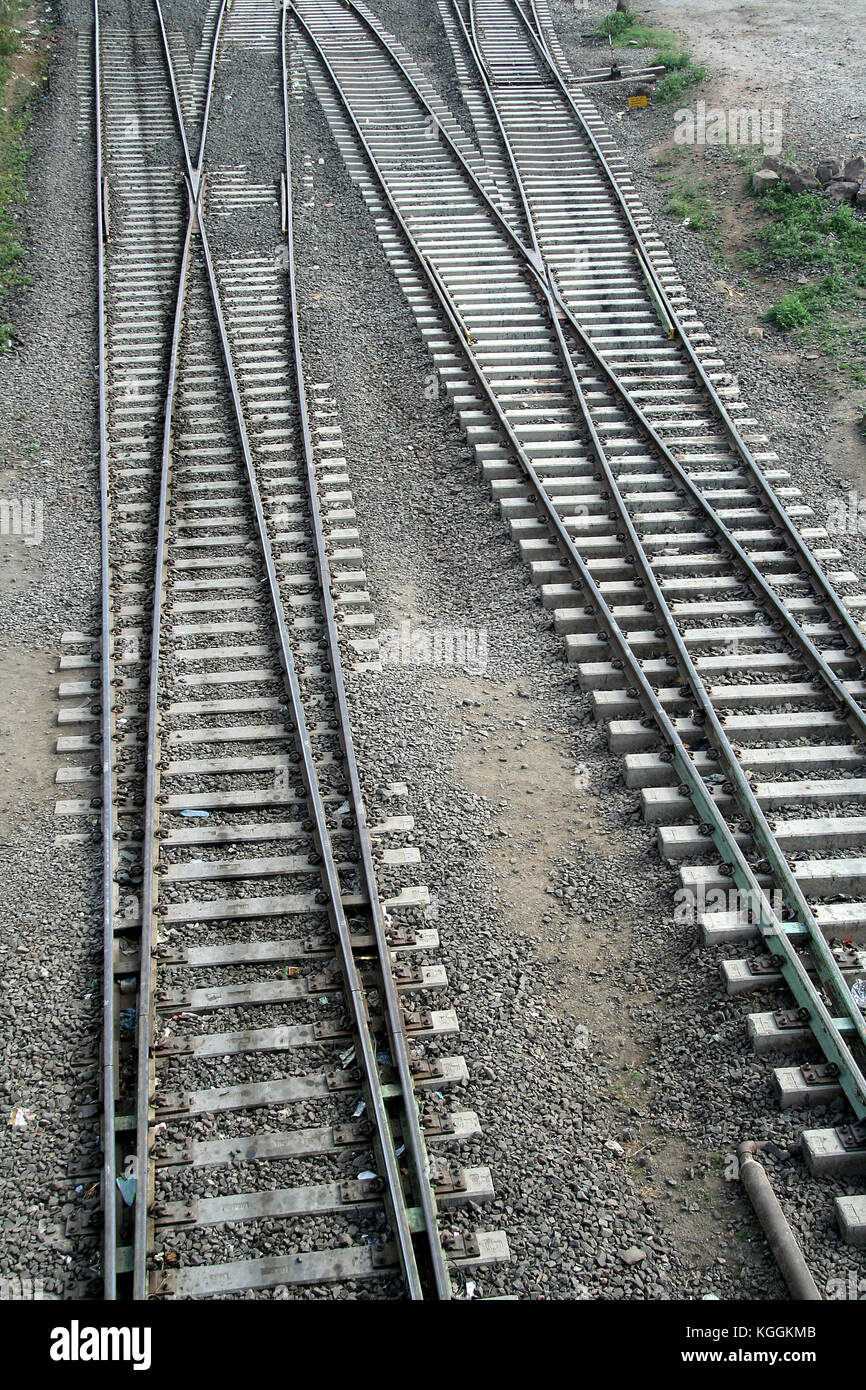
0, 0, 107, 1299
3, 0, 865, 1304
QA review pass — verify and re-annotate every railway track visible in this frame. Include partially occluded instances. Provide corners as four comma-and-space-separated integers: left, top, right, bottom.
86, 0, 506, 1300
288, 0, 866, 1266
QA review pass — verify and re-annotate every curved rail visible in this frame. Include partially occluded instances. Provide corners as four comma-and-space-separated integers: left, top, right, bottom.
288, 0, 866, 1118
329, 3, 866, 743
450, 0, 866, 1080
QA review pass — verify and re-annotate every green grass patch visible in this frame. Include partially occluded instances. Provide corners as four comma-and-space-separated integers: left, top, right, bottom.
654, 154, 715, 232
745, 182, 866, 379
654, 66, 706, 104
0, 0, 38, 349
765, 276, 842, 332
751, 184, 866, 283
594, 13, 679, 49
653, 47, 690, 71
594, 10, 705, 102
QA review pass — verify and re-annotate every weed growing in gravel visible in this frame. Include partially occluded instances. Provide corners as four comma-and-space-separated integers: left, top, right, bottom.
765, 283, 831, 331
654, 155, 715, 232
665, 182, 714, 229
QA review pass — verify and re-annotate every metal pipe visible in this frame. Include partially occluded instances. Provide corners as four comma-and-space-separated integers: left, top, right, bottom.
737, 1142, 822, 1301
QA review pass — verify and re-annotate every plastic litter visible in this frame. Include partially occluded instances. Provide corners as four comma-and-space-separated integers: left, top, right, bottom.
852, 978, 866, 1010
357, 1170, 377, 1182
352, 1100, 366, 1119
116, 1175, 136, 1206
179, 809, 209, 819
465, 1279, 477, 1300
9, 1105, 31, 1128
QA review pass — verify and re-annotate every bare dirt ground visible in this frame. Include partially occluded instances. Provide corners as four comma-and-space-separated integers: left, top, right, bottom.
644, 0, 864, 134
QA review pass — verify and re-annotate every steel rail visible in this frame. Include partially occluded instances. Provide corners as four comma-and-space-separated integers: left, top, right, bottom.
280, 4, 451, 1298
93, 0, 120, 1302
130, 2, 229, 1299
509, 0, 554, 67
466, 0, 491, 82
500, 0, 866, 671
450, 0, 866, 1095
131, 179, 196, 1299
195, 212, 425, 1302
288, 2, 866, 1117
153, 0, 225, 194
318, 1, 866, 748
151, 3, 428, 1299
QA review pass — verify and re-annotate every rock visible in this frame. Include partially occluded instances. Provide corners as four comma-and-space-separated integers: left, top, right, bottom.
857, 185, 866, 208
760, 154, 780, 172
787, 172, 821, 194
752, 168, 779, 192
621, 1246, 646, 1266
843, 155, 866, 183
824, 180, 860, 201
816, 157, 843, 186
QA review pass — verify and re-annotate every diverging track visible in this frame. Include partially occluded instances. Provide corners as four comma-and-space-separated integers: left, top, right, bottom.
290, 0, 866, 1259
90, 0, 506, 1300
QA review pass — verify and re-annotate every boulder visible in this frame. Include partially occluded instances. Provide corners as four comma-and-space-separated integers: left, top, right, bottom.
777, 161, 801, 184
843, 155, 866, 183
761, 154, 781, 172
824, 180, 860, 201
816, 156, 843, 185
752, 168, 779, 193
786, 171, 821, 195
856, 184, 866, 208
